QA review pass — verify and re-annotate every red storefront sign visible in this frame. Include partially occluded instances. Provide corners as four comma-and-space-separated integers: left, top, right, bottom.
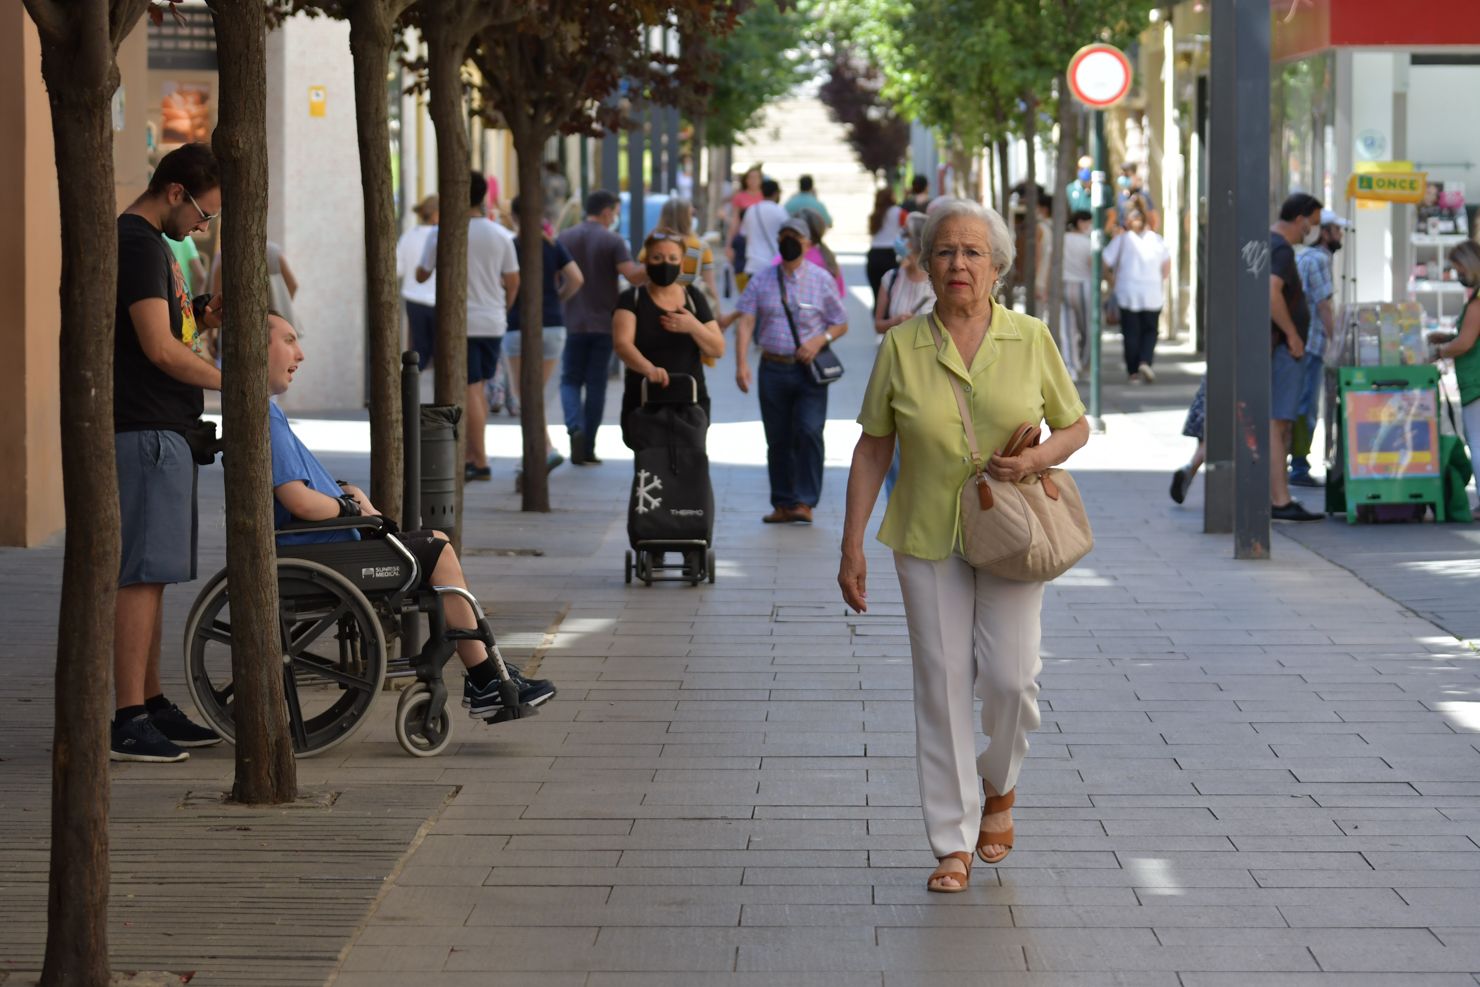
1272, 0, 1480, 62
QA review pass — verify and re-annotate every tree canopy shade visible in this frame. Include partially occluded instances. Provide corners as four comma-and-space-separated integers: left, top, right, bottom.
818, 47, 909, 184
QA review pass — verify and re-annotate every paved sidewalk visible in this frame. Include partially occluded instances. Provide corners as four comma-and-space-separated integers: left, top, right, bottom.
4, 269, 1480, 984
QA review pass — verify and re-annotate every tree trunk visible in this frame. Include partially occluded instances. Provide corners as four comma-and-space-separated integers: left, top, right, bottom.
348, 1, 405, 527
691, 112, 707, 227
424, 13, 472, 550
707, 144, 729, 241
211, 0, 297, 805
1022, 96, 1040, 318
24, 0, 143, 979
995, 137, 1011, 219
513, 126, 551, 511
1047, 81, 1077, 351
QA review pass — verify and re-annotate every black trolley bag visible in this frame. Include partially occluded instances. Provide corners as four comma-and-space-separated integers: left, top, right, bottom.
624, 373, 716, 585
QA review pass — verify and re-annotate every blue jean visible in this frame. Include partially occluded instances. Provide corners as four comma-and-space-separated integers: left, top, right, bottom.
1290, 352, 1324, 477
560, 332, 615, 441
758, 360, 828, 508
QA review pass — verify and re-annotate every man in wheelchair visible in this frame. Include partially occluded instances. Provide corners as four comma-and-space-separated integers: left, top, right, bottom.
268, 313, 554, 716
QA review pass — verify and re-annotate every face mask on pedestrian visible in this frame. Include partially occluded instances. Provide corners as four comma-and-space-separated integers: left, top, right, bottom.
893, 234, 909, 262
607, 212, 620, 233
778, 237, 804, 262
645, 261, 681, 287
1078, 168, 1092, 183
1302, 221, 1320, 246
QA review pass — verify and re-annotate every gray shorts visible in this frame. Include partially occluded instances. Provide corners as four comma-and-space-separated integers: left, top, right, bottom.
503, 325, 567, 361
116, 430, 198, 587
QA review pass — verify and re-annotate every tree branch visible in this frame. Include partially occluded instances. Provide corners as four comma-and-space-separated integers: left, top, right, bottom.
21, 0, 70, 45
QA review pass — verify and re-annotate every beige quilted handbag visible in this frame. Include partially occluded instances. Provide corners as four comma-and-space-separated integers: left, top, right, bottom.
930, 320, 1093, 582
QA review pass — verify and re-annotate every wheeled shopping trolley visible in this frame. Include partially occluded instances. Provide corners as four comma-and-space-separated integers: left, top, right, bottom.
623, 374, 716, 587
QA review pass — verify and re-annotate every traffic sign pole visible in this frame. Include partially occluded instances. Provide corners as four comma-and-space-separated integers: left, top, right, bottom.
1067, 43, 1130, 434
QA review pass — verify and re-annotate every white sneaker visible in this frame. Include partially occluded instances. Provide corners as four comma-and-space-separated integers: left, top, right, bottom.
1138, 364, 1156, 383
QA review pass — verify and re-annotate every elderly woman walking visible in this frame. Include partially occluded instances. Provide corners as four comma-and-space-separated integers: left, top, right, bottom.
838, 199, 1089, 893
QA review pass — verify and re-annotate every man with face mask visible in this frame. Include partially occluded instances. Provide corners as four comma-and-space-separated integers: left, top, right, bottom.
1289, 208, 1348, 487
733, 217, 849, 524
1066, 156, 1094, 214
1269, 193, 1325, 522
110, 142, 226, 762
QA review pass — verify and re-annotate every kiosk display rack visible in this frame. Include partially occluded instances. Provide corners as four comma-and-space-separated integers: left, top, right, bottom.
1328, 364, 1445, 523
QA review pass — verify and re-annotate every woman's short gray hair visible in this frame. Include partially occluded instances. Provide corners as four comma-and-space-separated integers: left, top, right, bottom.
920, 198, 1015, 277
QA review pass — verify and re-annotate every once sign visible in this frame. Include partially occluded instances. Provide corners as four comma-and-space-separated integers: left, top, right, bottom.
1067, 44, 1133, 109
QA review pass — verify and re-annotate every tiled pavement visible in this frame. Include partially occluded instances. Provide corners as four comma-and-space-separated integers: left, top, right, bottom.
4, 262, 1480, 985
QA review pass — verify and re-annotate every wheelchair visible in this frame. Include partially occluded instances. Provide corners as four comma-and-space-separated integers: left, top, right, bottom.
181, 515, 536, 759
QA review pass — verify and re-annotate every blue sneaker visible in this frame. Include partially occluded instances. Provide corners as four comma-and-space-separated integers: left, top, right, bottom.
462, 664, 557, 717
110, 713, 189, 763
149, 702, 222, 748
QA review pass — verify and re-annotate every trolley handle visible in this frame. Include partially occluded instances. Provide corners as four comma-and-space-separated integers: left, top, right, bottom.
640, 373, 699, 407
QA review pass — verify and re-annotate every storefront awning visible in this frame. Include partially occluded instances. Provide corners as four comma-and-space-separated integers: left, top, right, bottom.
1272, 0, 1480, 62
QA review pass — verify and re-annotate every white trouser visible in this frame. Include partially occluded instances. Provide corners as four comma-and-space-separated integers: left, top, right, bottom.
893, 551, 1045, 858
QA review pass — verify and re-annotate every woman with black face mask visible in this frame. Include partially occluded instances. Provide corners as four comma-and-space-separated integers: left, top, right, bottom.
614, 227, 726, 446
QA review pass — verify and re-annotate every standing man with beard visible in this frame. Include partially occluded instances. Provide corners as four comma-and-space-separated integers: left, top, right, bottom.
733, 217, 848, 525
111, 142, 226, 762
1290, 208, 1347, 487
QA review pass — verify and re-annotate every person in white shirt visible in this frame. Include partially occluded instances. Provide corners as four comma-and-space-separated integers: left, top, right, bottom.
740, 179, 789, 277
396, 195, 438, 369
417, 172, 520, 480
1102, 205, 1169, 384
1059, 210, 1094, 380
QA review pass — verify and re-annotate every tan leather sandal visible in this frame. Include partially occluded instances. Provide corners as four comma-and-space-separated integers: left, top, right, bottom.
926, 851, 973, 893
977, 785, 1015, 865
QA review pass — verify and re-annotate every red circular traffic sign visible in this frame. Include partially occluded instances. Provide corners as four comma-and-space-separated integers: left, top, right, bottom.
1067, 43, 1133, 109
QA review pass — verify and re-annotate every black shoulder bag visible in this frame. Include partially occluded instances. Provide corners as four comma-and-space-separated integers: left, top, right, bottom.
776, 266, 844, 386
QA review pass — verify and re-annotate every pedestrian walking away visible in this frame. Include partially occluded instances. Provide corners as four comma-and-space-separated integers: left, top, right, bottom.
111, 141, 226, 763
866, 187, 905, 309
739, 179, 789, 282
557, 189, 648, 465
614, 226, 726, 443
726, 165, 765, 293
839, 198, 1089, 893
1268, 193, 1325, 521
417, 171, 521, 483
506, 193, 585, 490
1059, 210, 1094, 380
1101, 202, 1169, 384
1170, 377, 1207, 505
1290, 208, 1347, 486
784, 174, 833, 230
874, 212, 936, 499
733, 216, 848, 525
398, 194, 439, 370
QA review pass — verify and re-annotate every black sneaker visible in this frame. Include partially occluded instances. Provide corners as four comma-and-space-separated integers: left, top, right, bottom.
462, 665, 557, 717
1170, 467, 1189, 505
111, 714, 189, 763
149, 702, 222, 748
568, 431, 588, 466
1272, 500, 1323, 522
465, 465, 492, 482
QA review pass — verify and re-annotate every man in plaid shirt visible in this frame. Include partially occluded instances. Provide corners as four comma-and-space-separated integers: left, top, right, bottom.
734, 217, 849, 524
1291, 208, 1347, 486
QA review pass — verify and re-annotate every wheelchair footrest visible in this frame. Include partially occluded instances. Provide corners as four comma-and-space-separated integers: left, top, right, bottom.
483, 703, 540, 725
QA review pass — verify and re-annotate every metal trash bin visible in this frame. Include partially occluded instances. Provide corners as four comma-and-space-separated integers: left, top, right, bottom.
419, 404, 461, 534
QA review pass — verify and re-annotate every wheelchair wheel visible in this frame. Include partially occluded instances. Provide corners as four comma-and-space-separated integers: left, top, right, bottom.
707, 548, 716, 584
184, 558, 387, 759
395, 683, 454, 758
624, 549, 633, 585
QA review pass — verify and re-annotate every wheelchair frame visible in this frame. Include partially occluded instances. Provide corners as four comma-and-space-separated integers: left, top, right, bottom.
182, 515, 535, 759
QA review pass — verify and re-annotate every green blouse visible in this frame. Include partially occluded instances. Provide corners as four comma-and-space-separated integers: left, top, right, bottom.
856, 298, 1086, 560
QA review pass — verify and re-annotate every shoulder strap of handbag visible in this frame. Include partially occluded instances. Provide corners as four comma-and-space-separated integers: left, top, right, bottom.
776, 265, 804, 350
927, 314, 984, 468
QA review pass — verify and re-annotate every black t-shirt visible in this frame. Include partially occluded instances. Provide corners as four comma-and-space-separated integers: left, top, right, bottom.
115, 214, 205, 432
1270, 231, 1310, 350
508, 238, 575, 329
619, 284, 714, 405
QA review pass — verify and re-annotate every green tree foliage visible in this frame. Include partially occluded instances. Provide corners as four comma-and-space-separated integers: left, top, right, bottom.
693, 0, 810, 147
818, 47, 910, 183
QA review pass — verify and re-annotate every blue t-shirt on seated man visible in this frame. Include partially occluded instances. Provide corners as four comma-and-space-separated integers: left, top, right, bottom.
269, 402, 358, 545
